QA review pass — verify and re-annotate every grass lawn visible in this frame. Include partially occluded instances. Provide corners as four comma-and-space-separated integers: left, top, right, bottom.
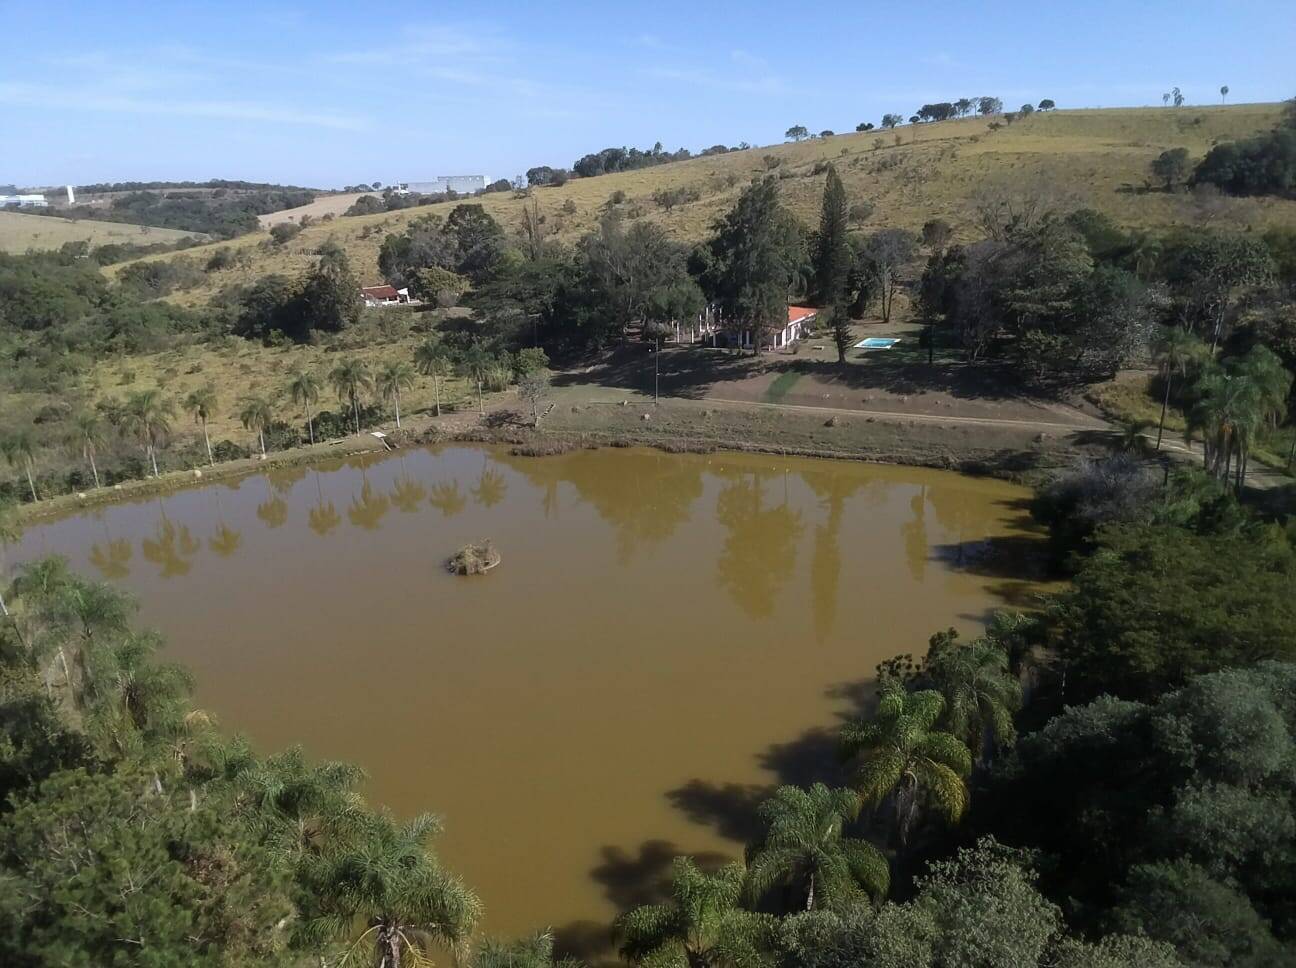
0, 210, 204, 253
764, 371, 802, 403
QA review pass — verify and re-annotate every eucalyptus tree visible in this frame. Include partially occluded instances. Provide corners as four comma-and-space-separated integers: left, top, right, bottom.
67, 411, 107, 488
840, 681, 972, 847
119, 389, 175, 478
0, 499, 19, 618
460, 344, 493, 416
377, 361, 416, 429
238, 396, 275, 458
300, 810, 480, 968
2, 427, 40, 502
615, 857, 777, 968
329, 358, 372, 434
182, 385, 218, 466
922, 630, 1023, 762
414, 339, 453, 417
1151, 327, 1207, 449
744, 783, 889, 912
288, 369, 323, 445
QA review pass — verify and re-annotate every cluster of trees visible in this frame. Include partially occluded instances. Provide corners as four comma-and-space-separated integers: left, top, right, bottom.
872, 96, 1047, 131
915, 195, 1296, 390
0, 335, 551, 504
32, 184, 317, 238
1193, 96, 1296, 198
523, 142, 743, 187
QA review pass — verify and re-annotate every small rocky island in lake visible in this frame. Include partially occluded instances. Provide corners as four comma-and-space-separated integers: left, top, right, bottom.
447, 541, 501, 575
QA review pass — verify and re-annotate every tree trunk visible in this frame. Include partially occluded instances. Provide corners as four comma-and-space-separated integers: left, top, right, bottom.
805, 871, 816, 911
477, 380, 484, 416
434, 378, 441, 417
89, 450, 100, 488
202, 418, 214, 466
149, 442, 160, 478
259, 430, 266, 457
376, 923, 402, 968
654, 336, 660, 403
394, 393, 402, 429
1156, 369, 1172, 450
307, 410, 315, 445
24, 461, 38, 502
352, 396, 360, 434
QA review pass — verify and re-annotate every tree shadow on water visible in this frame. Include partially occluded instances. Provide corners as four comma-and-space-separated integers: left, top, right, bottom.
665, 780, 773, 844
551, 919, 617, 967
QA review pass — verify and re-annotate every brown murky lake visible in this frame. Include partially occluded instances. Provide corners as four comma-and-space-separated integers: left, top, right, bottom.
11, 444, 1042, 952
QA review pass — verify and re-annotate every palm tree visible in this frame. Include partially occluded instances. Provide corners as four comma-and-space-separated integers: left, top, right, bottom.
473, 931, 582, 968
922, 632, 1022, 762
65, 411, 107, 488
329, 359, 372, 435
301, 811, 480, 968
744, 784, 889, 912
119, 389, 175, 478
1186, 365, 1264, 487
1, 427, 40, 502
1151, 327, 1206, 449
414, 339, 452, 417
289, 369, 323, 445
615, 857, 776, 968
183, 385, 218, 466
840, 681, 972, 848
239, 396, 275, 458
459, 344, 493, 416
377, 361, 416, 429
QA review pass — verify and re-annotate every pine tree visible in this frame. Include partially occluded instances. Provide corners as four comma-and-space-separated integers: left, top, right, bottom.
814, 165, 852, 310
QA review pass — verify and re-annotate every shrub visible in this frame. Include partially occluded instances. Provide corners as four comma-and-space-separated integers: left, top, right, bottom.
268, 222, 302, 245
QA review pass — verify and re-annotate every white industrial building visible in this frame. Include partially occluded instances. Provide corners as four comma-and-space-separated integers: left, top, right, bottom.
0, 194, 48, 208
397, 175, 488, 195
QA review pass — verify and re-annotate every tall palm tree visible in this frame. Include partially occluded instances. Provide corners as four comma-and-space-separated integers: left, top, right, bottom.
1151, 327, 1206, 449
1, 427, 40, 502
414, 339, 452, 417
239, 396, 275, 458
67, 411, 107, 488
119, 389, 175, 478
841, 681, 972, 848
922, 632, 1022, 762
301, 811, 480, 968
289, 369, 323, 445
744, 783, 889, 912
377, 361, 416, 429
1186, 365, 1264, 486
615, 857, 776, 968
329, 359, 372, 435
460, 344, 493, 416
183, 385, 219, 466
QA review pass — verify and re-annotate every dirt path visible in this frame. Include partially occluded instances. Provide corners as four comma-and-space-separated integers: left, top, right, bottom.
703, 395, 1109, 433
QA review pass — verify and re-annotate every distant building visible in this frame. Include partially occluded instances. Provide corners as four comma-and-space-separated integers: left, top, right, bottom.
398, 175, 489, 196
360, 285, 415, 307
0, 194, 48, 208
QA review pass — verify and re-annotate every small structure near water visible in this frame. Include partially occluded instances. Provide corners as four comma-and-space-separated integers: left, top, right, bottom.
447, 541, 501, 576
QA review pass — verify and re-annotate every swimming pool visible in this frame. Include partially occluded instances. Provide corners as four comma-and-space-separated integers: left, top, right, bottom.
855, 337, 900, 349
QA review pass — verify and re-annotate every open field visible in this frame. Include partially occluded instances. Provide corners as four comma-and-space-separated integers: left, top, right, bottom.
109, 103, 1296, 306
257, 192, 369, 228
0, 210, 205, 253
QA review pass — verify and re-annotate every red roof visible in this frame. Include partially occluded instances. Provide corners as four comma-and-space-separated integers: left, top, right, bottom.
788, 305, 817, 324
362, 285, 399, 299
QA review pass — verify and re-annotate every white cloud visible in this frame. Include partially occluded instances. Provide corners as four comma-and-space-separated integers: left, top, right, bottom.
0, 82, 368, 130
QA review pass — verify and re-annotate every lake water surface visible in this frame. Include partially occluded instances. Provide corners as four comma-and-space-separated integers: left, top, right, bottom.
12, 444, 1042, 952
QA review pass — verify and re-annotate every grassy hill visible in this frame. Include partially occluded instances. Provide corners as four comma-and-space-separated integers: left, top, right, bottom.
0, 210, 204, 254
112, 103, 1296, 305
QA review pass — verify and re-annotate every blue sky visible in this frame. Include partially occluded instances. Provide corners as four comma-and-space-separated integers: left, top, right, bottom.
2, 0, 1293, 188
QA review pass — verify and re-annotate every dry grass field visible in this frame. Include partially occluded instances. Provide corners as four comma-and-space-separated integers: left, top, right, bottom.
257, 192, 369, 228
0, 210, 204, 253
108, 103, 1296, 307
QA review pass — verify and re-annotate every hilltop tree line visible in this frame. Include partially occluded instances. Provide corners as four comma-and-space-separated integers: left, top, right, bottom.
30, 186, 317, 238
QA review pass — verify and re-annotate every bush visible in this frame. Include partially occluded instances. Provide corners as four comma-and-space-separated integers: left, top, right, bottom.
1193, 127, 1296, 197
268, 222, 303, 245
